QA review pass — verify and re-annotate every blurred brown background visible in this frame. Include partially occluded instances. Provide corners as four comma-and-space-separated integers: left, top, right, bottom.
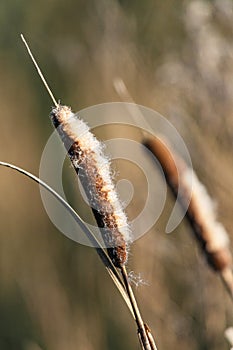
1, 0, 233, 349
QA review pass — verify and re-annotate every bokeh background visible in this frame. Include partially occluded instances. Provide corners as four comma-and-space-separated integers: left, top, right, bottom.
1, 0, 233, 349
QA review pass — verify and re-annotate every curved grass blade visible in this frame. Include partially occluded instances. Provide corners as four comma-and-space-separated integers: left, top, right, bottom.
0, 161, 134, 317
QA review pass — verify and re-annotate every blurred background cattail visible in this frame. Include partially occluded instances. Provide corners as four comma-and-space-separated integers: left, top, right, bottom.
1, 1, 233, 349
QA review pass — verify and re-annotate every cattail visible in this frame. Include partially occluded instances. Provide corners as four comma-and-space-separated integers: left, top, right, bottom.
51, 104, 131, 267
114, 78, 233, 281
114, 78, 233, 300
21, 37, 157, 350
20, 34, 131, 268
144, 136, 232, 272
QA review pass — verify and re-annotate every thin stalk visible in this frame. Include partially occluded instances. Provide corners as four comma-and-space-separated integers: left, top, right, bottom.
121, 265, 156, 350
145, 323, 158, 350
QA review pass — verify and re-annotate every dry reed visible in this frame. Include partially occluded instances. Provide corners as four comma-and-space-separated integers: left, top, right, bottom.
19, 35, 157, 350
144, 135, 233, 297
114, 78, 233, 300
50, 105, 158, 349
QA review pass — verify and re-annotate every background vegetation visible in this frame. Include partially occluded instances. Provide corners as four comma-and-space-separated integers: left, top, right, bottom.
1, 0, 233, 349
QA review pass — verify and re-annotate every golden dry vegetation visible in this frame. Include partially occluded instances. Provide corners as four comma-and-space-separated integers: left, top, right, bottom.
1, 1, 233, 349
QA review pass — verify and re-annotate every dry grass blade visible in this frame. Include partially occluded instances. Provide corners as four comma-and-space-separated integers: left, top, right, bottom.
0, 161, 134, 317
113, 77, 152, 135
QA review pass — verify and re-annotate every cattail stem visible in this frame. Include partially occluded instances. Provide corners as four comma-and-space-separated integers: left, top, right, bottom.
144, 323, 158, 350
121, 266, 156, 350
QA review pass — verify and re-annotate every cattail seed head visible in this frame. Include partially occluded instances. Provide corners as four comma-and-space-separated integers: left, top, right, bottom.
51, 104, 131, 267
144, 135, 232, 272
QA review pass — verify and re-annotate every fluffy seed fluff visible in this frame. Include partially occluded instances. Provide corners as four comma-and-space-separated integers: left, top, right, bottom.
50, 105, 132, 267
181, 168, 231, 270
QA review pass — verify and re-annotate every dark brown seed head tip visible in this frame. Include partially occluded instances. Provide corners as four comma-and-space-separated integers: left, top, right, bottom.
207, 249, 232, 271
